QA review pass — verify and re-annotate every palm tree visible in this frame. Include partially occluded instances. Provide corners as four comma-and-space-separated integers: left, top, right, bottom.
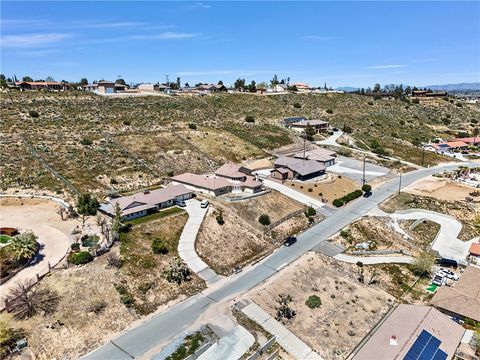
9, 231, 38, 261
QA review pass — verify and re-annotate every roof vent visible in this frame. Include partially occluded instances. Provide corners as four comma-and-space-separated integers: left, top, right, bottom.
390, 335, 398, 346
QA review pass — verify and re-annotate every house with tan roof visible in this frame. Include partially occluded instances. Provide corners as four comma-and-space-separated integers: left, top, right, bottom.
352, 304, 465, 360
171, 163, 263, 196
288, 119, 330, 134
430, 266, 480, 322
99, 184, 192, 220
16, 81, 66, 91
293, 147, 337, 167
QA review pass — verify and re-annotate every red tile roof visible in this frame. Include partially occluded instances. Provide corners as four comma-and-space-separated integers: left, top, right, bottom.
469, 242, 480, 256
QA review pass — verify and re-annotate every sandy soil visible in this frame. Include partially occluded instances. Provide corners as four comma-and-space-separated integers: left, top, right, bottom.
242, 157, 274, 170
244, 252, 395, 359
285, 175, 358, 204
403, 175, 477, 202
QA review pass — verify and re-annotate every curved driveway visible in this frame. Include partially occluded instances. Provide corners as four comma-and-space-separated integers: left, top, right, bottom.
83, 162, 476, 360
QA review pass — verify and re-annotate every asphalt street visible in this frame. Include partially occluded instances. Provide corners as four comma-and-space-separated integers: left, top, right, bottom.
83, 162, 472, 360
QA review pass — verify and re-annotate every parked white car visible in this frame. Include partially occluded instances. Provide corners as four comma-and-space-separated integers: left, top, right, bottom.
200, 200, 209, 208
431, 273, 446, 286
437, 268, 459, 281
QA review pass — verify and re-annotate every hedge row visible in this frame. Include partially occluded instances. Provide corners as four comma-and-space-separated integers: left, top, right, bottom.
332, 189, 363, 207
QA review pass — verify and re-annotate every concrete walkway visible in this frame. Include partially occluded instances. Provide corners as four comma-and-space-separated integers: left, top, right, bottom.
334, 253, 414, 265
242, 302, 324, 360
197, 325, 254, 360
177, 200, 220, 284
262, 179, 325, 209
315, 130, 343, 146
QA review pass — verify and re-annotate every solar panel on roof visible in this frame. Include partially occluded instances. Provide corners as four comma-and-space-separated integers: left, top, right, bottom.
432, 349, 448, 360
403, 330, 447, 360
420, 337, 441, 360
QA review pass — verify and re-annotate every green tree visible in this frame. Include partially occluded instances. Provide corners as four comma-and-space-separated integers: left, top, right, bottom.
112, 203, 122, 234
217, 80, 223, 85
22, 76, 33, 82
45, 76, 55, 82
76, 193, 100, 224
0, 74, 7, 88
9, 232, 38, 261
373, 83, 381, 93
80, 78, 88, 86
115, 78, 126, 85
258, 214, 271, 225
362, 184, 372, 193
306, 206, 317, 217
411, 252, 435, 277
234, 78, 245, 89
304, 122, 316, 140
247, 80, 256, 92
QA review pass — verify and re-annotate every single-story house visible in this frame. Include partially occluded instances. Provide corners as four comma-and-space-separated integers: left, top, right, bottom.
196, 84, 227, 93
84, 81, 116, 94
291, 82, 311, 91
270, 167, 292, 181
352, 304, 465, 360
273, 156, 326, 181
288, 119, 330, 134
455, 137, 480, 146
430, 266, 480, 322
468, 242, 480, 265
138, 83, 160, 92
283, 116, 307, 126
293, 148, 336, 167
171, 173, 232, 196
115, 83, 127, 91
412, 90, 448, 97
15, 81, 66, 91
266, 84, 288, 93
428, 141, 470, 153
99, 184, 192, 220
172, 163, 263, 196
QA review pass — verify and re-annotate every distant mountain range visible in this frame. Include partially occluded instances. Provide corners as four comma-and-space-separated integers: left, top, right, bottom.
422, 82, 480, 91
336, 82, 480, 92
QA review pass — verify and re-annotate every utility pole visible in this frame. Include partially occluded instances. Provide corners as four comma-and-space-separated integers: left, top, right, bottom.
362, 156, 366, 185
421, 144, 425, 167
398, 172, 402, 194
165, 75, 169, 85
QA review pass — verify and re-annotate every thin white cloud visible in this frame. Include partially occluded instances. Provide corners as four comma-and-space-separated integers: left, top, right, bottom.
367, 64, 406, 69
129, 32, 200, 40
1, 33, 72, 48
18, 48, 60, 57
194, 2, 212, 9
412, 58, 437, 63
303, 35, 338, 40
83, 21, 147, 29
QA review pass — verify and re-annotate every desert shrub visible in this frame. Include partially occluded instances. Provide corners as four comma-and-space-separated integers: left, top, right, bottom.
362, 184, 372, 192
152, 238, 168, 254
28, 110, 39, 118
293, 102, 301, 108
7, 280, 59, 320
245, 115, 255, 123
123, 120, 131, 125
164, 257, 191, 284
305, 206, 316, 217
166, 171, 174, 177
326, 109, 333, 114
442, 118, 451, 125
188, 123, 197, 130
332, 199, 344, 207
412, 98, 420, 104
275, 294, 296, 320
106, 252, 122, 268
340, 230, 350, 238
399, 120, 405, 125
305, 295, 322, 309
307, 188, 312, 192
342, 125, 353, 133
456, 102, 462, 107
368, 101, 374, 106
70, 243, 80, 251
216, 210, 224, 225
79, 138, 93, 146
258, 214, 271, 225
86, 299, 107, 314
68, 251, 93, 265
465, 318, 479, 327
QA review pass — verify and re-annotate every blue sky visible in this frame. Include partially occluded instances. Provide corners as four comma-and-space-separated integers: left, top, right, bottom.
1, 1, 479, 88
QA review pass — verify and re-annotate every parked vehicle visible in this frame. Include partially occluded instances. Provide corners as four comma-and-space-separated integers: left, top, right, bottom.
283, 236, 297, 247
200, 199, 209, 208
176, 200, 186, 207
363, 191, 372, 198
434, 258, 458, 268
332, 127, 339, 132
437, 268, 459, 281
233, 265, 242, 274
431, 273, 446, 286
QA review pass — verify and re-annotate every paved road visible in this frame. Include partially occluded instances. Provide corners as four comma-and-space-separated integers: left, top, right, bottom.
262, 179, 326, 208
83, 162, 473, 360
177, 200, 219, 283
316, 129, 343, 146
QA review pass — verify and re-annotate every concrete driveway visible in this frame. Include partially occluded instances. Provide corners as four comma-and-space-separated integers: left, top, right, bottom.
262, 179, 325, 208
327, 155, 390, 183
389, 209, 474, 264
333, 253, 414, 265
316, 129, 343, 146
177, 200, 220, 283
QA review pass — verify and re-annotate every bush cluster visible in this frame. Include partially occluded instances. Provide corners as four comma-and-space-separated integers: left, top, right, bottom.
245, 115, 255, 123
305, 206, 316, 217
258, 214, 271, 225
305, 295, 322, 309
68, 251, 93, 265
332, 189, 363, 207
152, 238, 168, 254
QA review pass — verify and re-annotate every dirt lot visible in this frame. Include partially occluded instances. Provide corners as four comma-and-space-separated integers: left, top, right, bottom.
1, 211, 205, 359
221, 191, 305, 231
380, 192, 479, 240
403, 175, 477, 202
246, 253, 395, 359
285, 174, 358, 204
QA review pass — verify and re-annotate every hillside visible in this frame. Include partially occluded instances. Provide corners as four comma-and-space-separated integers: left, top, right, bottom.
1, 91, 478, 198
